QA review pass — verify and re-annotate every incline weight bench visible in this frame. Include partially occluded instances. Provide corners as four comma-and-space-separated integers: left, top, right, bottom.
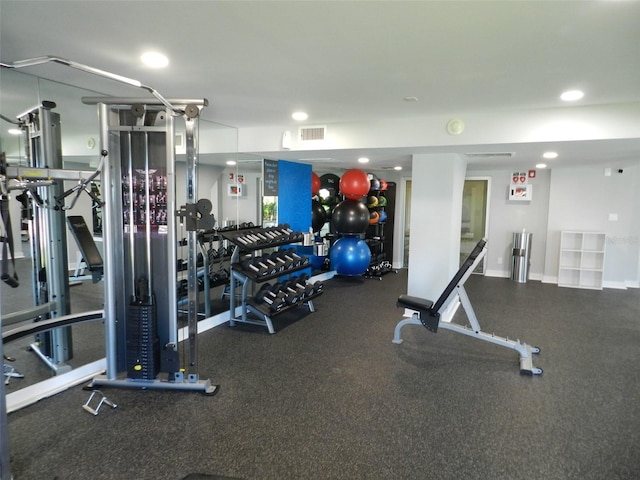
66, 215, 103, 283
393, 238, 542, 375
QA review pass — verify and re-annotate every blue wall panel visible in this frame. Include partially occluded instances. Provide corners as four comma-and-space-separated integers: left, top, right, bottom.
278, 160, 311, 232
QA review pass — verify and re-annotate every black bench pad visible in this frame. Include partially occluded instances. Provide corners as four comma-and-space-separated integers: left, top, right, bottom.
397, 294, 440, 333
397, 294, 434, 311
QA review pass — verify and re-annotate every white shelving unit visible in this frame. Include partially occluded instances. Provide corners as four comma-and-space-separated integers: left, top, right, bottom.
558, 231, 606, 289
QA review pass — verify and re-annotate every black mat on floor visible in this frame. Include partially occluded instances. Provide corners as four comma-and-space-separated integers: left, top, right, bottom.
6, 265, 640, 480
182, 474, 242, 480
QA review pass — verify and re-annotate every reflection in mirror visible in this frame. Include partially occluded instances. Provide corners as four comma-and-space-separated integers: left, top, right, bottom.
0, 69, 39, 165
1, 66, 264, 402
1, 70, 110, 396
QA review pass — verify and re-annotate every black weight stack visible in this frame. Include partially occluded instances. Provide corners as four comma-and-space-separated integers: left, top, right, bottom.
126, 281, 160, 379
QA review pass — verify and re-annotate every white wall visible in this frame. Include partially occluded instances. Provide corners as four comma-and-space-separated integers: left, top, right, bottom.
407, 153, 466, 300
235, 104, 640, 158
464, 163, 640, 288
217, 167, 261, 227
465, 167, 551, 280
544, 163, 640, 288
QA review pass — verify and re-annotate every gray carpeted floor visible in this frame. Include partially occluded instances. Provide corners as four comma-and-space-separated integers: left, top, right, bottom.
4, 265, 640, 479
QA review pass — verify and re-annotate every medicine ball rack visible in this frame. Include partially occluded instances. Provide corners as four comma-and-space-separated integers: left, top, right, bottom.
221, 225, 324, 334
364, 182, 396, 279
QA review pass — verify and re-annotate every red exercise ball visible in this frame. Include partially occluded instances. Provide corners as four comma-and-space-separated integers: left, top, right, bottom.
339, 169, 370, 200
312, 172, 321, 195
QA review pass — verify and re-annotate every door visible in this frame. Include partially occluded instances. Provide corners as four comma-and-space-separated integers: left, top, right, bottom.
460, 178, 490, 273
403, 179, 411, 268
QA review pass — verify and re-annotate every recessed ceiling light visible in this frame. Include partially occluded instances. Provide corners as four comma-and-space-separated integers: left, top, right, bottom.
394, 166, 402, 171
536, 163, 547, 169
560, 90, 584, 101
358, 157, 369, 164
543, 151, 558, 159
141, 51, 169, 68
8, 128, 22, 135
292, 111, 308, 121
226, 160, 237, 166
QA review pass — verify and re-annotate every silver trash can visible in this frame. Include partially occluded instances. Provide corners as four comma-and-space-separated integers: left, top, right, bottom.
511, 231, 532, 283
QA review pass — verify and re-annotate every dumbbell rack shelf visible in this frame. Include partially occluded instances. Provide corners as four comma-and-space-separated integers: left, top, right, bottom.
220, 227, 321, 334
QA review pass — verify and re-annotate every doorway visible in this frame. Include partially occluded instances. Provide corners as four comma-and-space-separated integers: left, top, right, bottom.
403, 179, 411, 268
460, 178, 490, 273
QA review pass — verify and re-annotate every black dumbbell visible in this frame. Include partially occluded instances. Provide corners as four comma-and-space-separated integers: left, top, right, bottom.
275, 225, 292, 240
267, 251, 287, 268
255, 282, 278, 304
281, 249, 301, 268
271, 251, 294, 270
268, 291, 288, 312
282, 280, 305, 304
254, 257, 275, 276
255, 283, 287, 312
285, 248, 307, 266
261, 253, 283, 273
236, 235, 252, 246
289, 274, 313, 300
241, 258, 268, 276
311, 281, 325, 295
255, 258, 276, 276
243, 233, 260, 244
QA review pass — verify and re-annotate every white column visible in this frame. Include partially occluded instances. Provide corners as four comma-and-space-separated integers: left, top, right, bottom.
407, 153, 467, 300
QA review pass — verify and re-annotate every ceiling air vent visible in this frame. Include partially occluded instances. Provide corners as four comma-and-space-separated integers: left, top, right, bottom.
299, 126, 326, 142
465, 152, 515, 158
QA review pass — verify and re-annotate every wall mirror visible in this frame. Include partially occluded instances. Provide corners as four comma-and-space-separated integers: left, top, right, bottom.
0, 67, 245, 398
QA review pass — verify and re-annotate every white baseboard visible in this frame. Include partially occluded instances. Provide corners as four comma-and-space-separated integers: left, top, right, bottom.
603, 280, 630, 290
485, 269, 542, 282
484, 269, 509, 278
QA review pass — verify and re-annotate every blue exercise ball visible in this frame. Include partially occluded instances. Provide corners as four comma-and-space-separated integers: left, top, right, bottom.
330, 237, 371, 276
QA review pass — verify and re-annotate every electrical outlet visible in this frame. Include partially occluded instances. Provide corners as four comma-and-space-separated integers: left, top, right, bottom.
497, 257, 503, 265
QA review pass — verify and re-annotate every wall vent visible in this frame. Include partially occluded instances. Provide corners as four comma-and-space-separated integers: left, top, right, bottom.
299, 126, 326, 142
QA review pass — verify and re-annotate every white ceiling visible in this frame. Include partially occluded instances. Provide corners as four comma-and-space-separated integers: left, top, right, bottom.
1, 0, 639, 171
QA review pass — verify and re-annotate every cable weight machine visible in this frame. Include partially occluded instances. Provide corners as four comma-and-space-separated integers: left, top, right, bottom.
83, 96, 216, 393
17, 101, 73, 374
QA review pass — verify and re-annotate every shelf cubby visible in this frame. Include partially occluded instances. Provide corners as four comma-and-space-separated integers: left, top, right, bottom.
558, 231, 606, 290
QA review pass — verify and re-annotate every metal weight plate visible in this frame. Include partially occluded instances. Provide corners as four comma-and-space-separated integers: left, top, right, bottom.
197, 198, 213, 215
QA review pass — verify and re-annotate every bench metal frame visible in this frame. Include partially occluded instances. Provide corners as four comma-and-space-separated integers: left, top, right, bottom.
393, 239, 542, 375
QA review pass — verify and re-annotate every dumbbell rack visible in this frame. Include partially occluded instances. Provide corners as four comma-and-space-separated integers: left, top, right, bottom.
221, 225, 323, 334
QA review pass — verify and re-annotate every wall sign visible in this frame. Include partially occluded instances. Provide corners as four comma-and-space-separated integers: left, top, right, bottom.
263, 159, 279, 196
509, 171, 532, 201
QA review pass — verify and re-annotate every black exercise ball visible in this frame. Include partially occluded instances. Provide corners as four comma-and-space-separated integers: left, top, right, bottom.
311, 199, 327, 232
319, 173, 340, 195
331, 199, 369, 234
